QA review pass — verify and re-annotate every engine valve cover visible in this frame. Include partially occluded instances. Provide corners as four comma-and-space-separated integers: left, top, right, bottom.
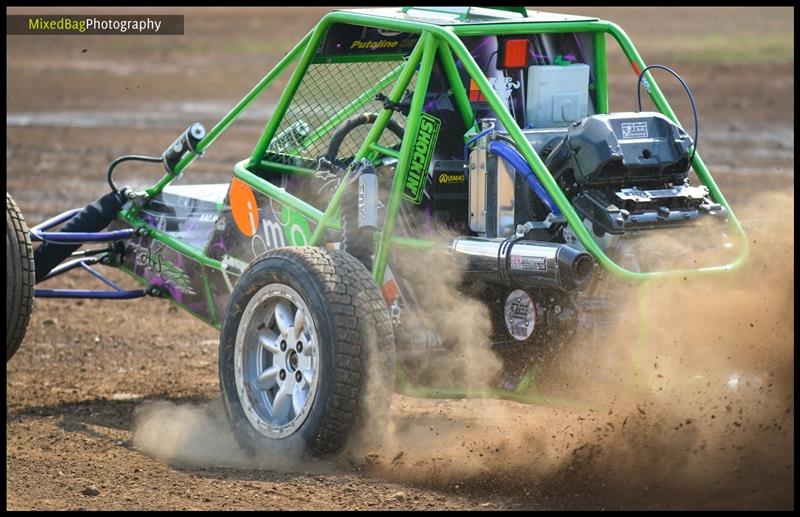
545, 112, 693, 188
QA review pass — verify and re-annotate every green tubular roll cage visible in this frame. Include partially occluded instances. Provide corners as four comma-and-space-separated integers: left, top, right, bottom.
119, 7, 749, 285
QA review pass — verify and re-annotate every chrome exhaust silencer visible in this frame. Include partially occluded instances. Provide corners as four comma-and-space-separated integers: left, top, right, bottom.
450, 237, 594, 291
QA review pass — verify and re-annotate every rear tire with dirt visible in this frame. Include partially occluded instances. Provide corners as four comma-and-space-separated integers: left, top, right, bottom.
219, 247, 395, 457
6, 193, 35, 361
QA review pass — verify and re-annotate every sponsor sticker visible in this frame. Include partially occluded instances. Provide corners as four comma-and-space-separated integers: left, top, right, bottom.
229, 178, 259, 237
504, 289, 536, 341
438, 172, 465, 185
130, 242, 196, 296
403, 113, 441, 204
509, 255, 547, 271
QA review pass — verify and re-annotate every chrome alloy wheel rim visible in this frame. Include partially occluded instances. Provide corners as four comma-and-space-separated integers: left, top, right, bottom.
234, 284, 320, 438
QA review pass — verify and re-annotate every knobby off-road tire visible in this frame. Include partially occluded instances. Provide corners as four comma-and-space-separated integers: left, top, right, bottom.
6, 193, 35, 361
219, 247, 395, 457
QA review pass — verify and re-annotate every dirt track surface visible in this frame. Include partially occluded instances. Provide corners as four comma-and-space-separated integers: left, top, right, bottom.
6, 7, 794, 510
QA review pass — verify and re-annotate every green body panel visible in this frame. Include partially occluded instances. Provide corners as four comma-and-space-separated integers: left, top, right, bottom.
200, 266, 219, 327
118, 210, 224, 270
118, 265, 223, 330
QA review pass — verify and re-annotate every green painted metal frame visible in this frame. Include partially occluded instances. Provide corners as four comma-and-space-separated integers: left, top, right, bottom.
114, 8, 749, 403
241, 10, 748, 284
368, 32, 438, 283
401, 6, 529, 20
126, 10, 748, 283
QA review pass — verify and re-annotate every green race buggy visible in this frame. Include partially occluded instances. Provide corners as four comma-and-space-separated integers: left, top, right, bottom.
7, 6, 748, 456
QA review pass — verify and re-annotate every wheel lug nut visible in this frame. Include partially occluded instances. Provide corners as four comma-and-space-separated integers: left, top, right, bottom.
279, 369, 286, 381
295, 371, 302, 383
296, 342, 303, 353
280, 340, 287, 352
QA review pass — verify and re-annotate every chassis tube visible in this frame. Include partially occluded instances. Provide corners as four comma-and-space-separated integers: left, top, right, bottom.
248, 28, 326, 168
143, 30, 313, 201
307, 33, 429, 247
436, 38, 475, 129
593, 31, 608, 114
372, 33, 438, 284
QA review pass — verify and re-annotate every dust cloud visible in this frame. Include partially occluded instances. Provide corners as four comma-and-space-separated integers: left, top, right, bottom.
352, 190, 793, 510
385, 235, 504, 390
132, 191, 792, 509
133, 397, 251, 467
131, 397, 334, 474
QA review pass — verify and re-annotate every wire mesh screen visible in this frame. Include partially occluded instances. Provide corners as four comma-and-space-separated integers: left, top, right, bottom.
264, 59, 416, 167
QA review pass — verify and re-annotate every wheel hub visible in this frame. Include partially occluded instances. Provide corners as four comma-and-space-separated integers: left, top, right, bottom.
287, 349, 299, 371
234, 284, 320, 439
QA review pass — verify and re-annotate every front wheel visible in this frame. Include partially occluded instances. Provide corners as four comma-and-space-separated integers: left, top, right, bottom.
219, 247, 395, 457
6, 193, 35, 361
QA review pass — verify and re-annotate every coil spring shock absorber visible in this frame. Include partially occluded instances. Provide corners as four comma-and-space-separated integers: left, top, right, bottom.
324, 113, 404, 270
341, 160, 378, 270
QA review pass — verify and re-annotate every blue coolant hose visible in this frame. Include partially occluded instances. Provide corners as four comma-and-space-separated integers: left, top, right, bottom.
486, 140, 561, 216
462, 122, 496, 166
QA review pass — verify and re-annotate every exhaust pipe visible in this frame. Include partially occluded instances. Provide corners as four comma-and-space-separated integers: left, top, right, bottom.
450, 237, 594, 291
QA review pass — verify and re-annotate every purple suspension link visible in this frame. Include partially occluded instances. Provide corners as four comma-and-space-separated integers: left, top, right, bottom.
29, 208, 149, 300
33, 258, 148, 299
30, 208, 137, 244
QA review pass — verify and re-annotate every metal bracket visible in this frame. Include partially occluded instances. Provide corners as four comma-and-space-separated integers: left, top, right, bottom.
517, 212, 567, 234
375, 90, 413, 116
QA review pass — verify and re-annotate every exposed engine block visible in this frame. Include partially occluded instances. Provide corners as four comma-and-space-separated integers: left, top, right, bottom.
545, 112, 727, 235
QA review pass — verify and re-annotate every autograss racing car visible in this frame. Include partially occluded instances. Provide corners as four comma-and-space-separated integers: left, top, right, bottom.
6, 6, 747, 457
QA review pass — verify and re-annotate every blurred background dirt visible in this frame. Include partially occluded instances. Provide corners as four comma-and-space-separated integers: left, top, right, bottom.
6, 7, 793, 510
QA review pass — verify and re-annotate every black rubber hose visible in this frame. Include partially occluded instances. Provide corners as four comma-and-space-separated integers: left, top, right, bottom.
107, 155, 163, 193
636, 64, 699, 169
33, 191, 126, 282
324, 113, 405, 167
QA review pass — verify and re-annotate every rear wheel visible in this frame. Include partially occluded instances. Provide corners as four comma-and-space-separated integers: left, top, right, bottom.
6, 193, 35, 361
219, 247, 395, 457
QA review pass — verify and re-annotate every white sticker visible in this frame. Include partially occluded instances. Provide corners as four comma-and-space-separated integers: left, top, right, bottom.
509, 255, 546, 271
504, 289, 536, 341
621, 121, 648, 139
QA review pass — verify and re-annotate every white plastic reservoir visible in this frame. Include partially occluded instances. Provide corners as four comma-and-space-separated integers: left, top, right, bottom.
526, 64, 590, 128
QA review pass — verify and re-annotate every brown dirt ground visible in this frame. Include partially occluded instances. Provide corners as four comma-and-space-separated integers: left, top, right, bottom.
6, 7, 794, 510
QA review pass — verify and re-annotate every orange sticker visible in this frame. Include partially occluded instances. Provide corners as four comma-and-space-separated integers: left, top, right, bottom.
229, 178, 259, 237
381, 279, 399, 304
